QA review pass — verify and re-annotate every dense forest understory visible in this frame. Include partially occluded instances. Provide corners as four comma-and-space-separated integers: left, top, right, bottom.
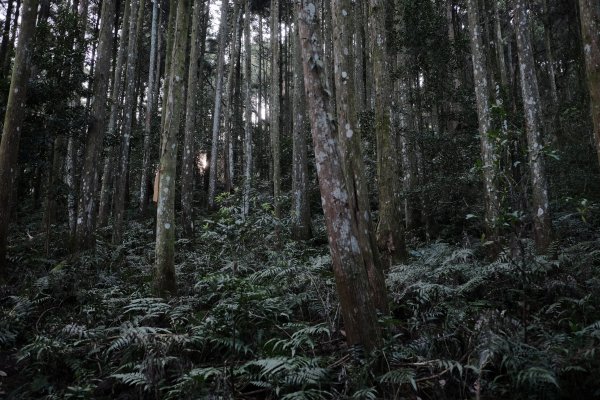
0, 0, 600, 398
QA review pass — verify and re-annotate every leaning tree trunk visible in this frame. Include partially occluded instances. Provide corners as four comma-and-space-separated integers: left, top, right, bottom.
207, 0, 230, 209
76, 0, 117, 249
290, 20, 311, 239
467, 0, 500, 240
154, 0, 190, 296
369, 0, 407, 262
242, 0, 253, 218
296, 0, 385, 351
113, 0, 144, 244
270, 0, 282, 219
0, 0, 38, 269
330, 0, 387, 309
578, 0, 600, 169
139, 0, 160, 216
513, 0, 553, 251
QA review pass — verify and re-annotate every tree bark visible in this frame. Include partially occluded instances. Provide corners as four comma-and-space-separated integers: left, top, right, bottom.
98, 0, 131, 227
154, 0, 190, 296
76, 0, 117, 249
113, 0, 144, 244
139, 0, 160, 216
270, 0, 282, 219
369, 0, 406, 261
579, 0, 600, 169
0, 0, 38, 269
207, 0, 230, 209
181, 0, 208, 237
296, 0, 385, 351
513, 0, 553, 251
290, 18, 311, 239
242, 0, 253, 218
467, 0, 500, 239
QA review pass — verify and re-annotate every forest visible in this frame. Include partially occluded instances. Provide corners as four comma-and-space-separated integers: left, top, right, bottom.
0, 0, 599, 398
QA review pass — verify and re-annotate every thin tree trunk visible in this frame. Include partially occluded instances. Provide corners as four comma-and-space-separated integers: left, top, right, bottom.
76, 0, 116, 249
181, 0, 207, 237
98, 0, 131, 227
578, 0, 600, 169
290, 18, 311, 239
207, 0, 230, 209
223, 1, 242, 193
242, 0, 252, 217
270, 0, 281, 219
113, 0, 144, 244
139, 0, 160, 216
468, 0, 500, 240
296, 0, 383, 351
513, 0, 553, 251
0, 0, 38, 269
154, 0, 190, 296
0, 0, 13, 81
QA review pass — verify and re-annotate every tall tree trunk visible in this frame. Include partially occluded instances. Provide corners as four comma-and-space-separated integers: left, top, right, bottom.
76, 0, 117, 249
369, 0, 406, 261
98, 0, 131, 227
181, 0, 208, 237
154, 0, 190, 296
1, 0, 19, 79
0, 0, 38, 269
578, 0, 600, 169
113, 0, 144, 244
290, 18, 311, 239
207, 0, 230, 209
223, 1, 242, 193
467, 0, 500, 240
513, 0, 553, 251
331, 0, 388, 308
270, 0, 282, 219
296, 0, 384, 351
242, 0, 253, 218
139, 0, 160, 216
0, 0, 13, 81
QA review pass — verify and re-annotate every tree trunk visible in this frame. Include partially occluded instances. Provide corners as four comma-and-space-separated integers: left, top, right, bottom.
139, 0, 160, 216
513, 0, 553, 251
242, 0, 253, 218
181, 0, 208, 237
270, 0, 282, 219
0, 0, 38, 269
76, 0, 116, 249
296, 0, 384, 351
113, 0, 144, 244
290, 18, 311, 239
223, 1, 242, 193
154, 0, 190, 296
0, 0, 13, 81
467, 0, 500, 240
207, 0, 230, 209
330, 0, 388, 308
579, 0, 600, 169
369, 0, 406, 262
98, 0, 131, 227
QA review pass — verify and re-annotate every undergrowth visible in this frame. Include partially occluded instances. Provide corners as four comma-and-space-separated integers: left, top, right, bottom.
1, 199, 599, 399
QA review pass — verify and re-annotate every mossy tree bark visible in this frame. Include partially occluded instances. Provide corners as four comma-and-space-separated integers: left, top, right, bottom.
242, 0, 253, 218
154, 0, 190, 296
270, 0, 282, 219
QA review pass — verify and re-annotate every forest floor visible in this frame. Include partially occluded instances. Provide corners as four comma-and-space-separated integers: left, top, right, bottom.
1, 196, 600, 399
